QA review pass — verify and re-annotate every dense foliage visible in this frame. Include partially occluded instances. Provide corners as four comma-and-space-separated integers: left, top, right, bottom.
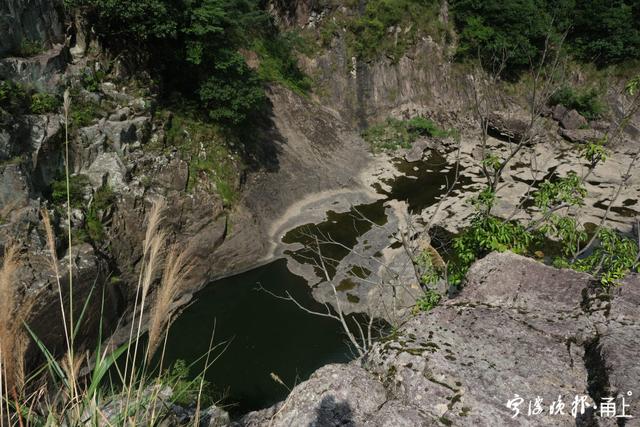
451, 0, 640, 71
549, 86, 606, 119
64, 0, 306, 125
347, 0, 445, 61
0, 80, 60, 115
451, 0, 560, 72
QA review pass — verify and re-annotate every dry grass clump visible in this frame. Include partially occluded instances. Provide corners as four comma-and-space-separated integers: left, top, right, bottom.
0, 91, 209, 426
146, 245, 194, 362
0, 245, 38, 401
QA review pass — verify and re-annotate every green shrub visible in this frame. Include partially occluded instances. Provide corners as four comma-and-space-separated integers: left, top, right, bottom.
415, 289, 441, 313
198, 50, 266, 125
449, 215, 535, 285
362, 118, 412, 152
451, 0, 640, 73
81, 70, 106, 92
30, 92, 60, 114
0, 80, 31, 114
347, 0, 444, 62
93, 184, 116, 210
533, 172, 587, 210
451, 0, 559, 73
549, 86, 605, 120
65, 0, 272, 127
166, 359, 214, 407
64, 0, 177, 41
164, 113, 239, 205
406, 117, 449, 138
84, 205, 105, 241
16, 39, 44, 57
70, 100, 100, 127
569, 0, 640, 65
362, 116, 449, 152
555, 228, 638, 287
52, 175, 89, 207
253, 33, 312, 95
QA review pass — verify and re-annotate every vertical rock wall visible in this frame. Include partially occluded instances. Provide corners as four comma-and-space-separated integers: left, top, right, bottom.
0, 0, 64, 57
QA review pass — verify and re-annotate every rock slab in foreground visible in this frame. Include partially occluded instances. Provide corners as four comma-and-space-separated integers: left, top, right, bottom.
235, 252, 640, 426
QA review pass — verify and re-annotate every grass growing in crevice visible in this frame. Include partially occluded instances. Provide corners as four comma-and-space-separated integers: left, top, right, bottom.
362, 116, 451, 152
157, 112, 242, 207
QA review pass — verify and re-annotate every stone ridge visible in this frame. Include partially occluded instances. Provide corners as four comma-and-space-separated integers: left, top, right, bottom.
235, 252, 639, 426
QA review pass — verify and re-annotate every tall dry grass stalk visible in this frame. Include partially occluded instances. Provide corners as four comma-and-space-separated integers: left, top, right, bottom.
41, 210, 72, 366
0, 87, 206, 424
146, 245, 194, 362
62, 89, 73, 343
123, 198, 166, 381
124, 198, 168, 416
0, 246, 20, 393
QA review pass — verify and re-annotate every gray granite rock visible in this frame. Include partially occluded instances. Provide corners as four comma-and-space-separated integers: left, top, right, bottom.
236, 252, 640, 426
0, 0, 64, 57
560, 109, 588, 130
559, 128, 604, 144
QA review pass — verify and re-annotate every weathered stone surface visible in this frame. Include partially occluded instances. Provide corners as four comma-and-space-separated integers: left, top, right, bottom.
560, 109, 588, 130
552, 104, 568, 121
0, 46, 68, 89
238, 252, 640, 426
236, 364, 388, 426
559, 127, 604, 144
0, 0, 64, 57
102, 116, 151, 149
0, 163, 30, 209
595, 274, 640, 420
487, 109, 541, 143
85, 151, 128, 191
404, 138, 430, 162
199, 404, 232, 427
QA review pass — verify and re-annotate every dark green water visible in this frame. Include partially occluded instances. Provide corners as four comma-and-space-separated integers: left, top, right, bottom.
282, 200, 387, 278
161, 258, 353, 416
163, 151, 462, 416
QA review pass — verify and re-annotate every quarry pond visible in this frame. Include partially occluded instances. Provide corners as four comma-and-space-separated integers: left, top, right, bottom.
162, 152, 465, 415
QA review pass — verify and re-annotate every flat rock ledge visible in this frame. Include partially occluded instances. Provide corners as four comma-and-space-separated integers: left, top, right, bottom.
234, 252, 640, 426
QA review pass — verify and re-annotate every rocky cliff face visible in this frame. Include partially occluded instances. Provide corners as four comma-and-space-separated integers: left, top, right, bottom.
0, 0, 64, 57
0, 0, 376, 364
269, 0, 465, 129
237, 252, 640, 426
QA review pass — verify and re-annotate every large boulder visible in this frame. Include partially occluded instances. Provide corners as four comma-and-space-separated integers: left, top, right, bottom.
486, 109, 542, 143
237, 252, 640, 426
560, 109, 588, 130
236, 364, 388, 426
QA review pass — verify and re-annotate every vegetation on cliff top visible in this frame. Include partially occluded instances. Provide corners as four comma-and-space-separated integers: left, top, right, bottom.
63, 0, 308, 126
451, 0, 640, 72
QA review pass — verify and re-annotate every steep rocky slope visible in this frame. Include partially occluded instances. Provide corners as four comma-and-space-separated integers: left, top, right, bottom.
0, 0, 379, 362
237, 252, 640, 426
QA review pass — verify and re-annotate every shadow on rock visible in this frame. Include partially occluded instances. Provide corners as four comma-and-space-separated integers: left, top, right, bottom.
311, 395, 354, 427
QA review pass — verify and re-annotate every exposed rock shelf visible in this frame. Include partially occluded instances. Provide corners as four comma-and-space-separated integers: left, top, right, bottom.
236, 252, 640, 426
